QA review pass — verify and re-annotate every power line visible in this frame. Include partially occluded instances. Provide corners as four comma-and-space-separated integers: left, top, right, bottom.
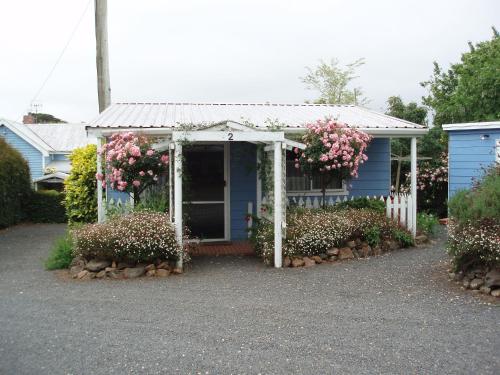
29, 0, 92, 108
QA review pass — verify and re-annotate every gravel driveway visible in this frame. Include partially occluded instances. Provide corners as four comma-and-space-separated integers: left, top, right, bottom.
0, 224, 499, 375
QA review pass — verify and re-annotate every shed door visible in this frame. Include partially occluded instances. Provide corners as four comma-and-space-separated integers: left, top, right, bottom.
183, 145, 227, 241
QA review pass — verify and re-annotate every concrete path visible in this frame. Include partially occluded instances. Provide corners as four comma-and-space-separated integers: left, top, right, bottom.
0, 224, 498, 374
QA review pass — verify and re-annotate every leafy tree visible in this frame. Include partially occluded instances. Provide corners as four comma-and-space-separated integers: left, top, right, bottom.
302, 58, 368, 105
29, 112, 66, 123
64, 144, 97, 224
421, 28, 500, 126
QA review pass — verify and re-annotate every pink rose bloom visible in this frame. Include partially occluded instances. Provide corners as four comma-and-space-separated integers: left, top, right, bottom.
130, 146, 141, 157
95, 173, 104, 181
146, 149, 154, 156
139, 171, 145, 176
161, 154, 169, 164
128, 157, 136, 165
132, 180, 141, 187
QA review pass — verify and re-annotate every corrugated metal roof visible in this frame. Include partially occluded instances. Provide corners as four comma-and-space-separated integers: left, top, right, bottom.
88, 103, 426, 130
25, 123, 96, 152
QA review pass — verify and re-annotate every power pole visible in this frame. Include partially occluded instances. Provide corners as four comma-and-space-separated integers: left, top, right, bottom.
95, 0, 111, 113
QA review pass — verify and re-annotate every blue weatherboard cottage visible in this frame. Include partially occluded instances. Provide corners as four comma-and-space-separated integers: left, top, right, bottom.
0, 119, 95, 190
443, 121, 500, 197
88, 102, 427, 269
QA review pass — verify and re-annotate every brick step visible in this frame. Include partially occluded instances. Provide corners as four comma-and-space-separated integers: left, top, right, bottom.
190, 241, 254, 256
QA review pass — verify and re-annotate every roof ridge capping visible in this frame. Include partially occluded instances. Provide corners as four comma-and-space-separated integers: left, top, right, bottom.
114, 102, 357, 107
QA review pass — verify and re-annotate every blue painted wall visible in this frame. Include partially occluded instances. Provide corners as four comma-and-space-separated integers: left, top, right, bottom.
230, 142, 257, 240
448, 129, 500, 197
0, 124, 44, 179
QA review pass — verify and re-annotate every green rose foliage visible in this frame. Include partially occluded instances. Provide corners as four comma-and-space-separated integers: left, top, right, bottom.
64, 144, 97, 224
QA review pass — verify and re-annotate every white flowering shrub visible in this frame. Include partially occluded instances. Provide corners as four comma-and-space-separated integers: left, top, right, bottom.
73, 211, 182, 263
447, 166, 500, 271
251, 208, 410, 264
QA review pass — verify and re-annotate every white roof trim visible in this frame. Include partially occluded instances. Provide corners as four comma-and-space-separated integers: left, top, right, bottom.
443, 121, 500, 131
0, 118, 53, 156
33, 172, 69, 183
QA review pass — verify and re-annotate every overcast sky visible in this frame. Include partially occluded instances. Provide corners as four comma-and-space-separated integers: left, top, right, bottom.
0, 0, 498, 123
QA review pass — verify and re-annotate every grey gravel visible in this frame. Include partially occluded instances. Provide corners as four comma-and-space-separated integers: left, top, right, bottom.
0, 224, 499, 375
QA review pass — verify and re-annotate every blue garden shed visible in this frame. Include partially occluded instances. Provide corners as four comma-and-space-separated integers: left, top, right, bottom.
88, 102, 427, 268
443, 121, 500, 197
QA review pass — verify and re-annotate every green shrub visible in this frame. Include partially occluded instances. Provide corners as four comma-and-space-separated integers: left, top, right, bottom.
27, 190, 67, 223
447, 166, 500, 271
64, 144, 97, 224
251, 208, 412, 264
0, 138, 32, 228
334, 197, 385, 213
134, 191, 169, 213
392, 228, 414, 248
45, 232, 74, 270
365, 226, 381, 247
73, 211, 182, 263
448, 166, 500, 224
417, 212, 439, 236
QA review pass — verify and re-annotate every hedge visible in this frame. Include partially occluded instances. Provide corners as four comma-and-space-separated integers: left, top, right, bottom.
27, 190, 67, 223
0, 138, 32, 228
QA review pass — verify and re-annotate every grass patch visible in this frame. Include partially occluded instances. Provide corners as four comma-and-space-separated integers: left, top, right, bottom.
45, 232, 74, 270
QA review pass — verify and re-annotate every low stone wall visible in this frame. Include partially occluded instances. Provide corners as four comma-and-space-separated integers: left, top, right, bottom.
69, 257, 183, 280
448, 268, 500, 298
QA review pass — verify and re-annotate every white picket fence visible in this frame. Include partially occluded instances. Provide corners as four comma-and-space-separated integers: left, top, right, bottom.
255, 194, 415, 234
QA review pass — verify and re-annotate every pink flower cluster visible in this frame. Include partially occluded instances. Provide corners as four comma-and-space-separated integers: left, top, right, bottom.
403, 153, 448, 191
96, 132, 169, 193
296, 119, 372, 178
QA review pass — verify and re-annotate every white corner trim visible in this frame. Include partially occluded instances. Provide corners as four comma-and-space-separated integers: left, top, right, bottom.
443, 121, 500, 131
0, 118, 52, 156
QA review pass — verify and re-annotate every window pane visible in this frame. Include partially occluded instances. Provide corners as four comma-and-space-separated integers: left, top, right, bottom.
312, 173, 343, 190
286, 160, 310, 191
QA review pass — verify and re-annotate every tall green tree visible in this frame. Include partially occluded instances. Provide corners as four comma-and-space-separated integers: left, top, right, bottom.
302, 58, 368, 105
421, 28, 499, 126
29, 112, 66, 123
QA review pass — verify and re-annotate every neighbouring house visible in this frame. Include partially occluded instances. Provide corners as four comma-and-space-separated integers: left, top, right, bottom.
0, 118, 95, 191
443, 121, 500, 197
87, 102, 427, 268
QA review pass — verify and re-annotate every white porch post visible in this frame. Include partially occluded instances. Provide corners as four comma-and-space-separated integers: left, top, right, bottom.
96, 137, 104, 223
173, 142, 183, 269
168, 144, 174, 222
410, 137, 417, 237
273, 141, 283, 268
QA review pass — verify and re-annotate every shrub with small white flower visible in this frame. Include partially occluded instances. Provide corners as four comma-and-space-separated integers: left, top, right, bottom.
251, 208, 411, 264
447, 166, 500, 271
73, 211, 183, 263
97, 132, 169, 205
295, 119, 371, 207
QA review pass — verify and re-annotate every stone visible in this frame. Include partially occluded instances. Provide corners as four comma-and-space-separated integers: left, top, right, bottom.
117, 262, 134, 270
490, 289, 500, 298
346, 240, 356, 249
415, 235, 428, 245
319, 253, 328, 260
123, 266, 146, 279
453, 271, 464, 282
291, 258, 305, 267
355, 238, 362, 246
76, 270, 89, 279
372, 246, 382, 256
108, 270, 123, 279
303, 257, 316, 267
172, 267, 183, 275
87, 272, 97, 279
326, 248, 339, 256
479, 286, 491, 295
96, 270, 107, 278
484, 269, 500, 288
469, 278, 484, 290
462, 279, 470, 289
145, 264, 156, 272
352, 249, 360, 258
70, 265, 84, 277
465, 272, 476, 281
111, 261, 117, 268
86, 259, 111, 272
311, 255, 322, 264
328, 255, 338, 262
283, 256, 291, 267
360, 246, 372, 258
146, 269, 156, 277
156, 269, 170, 277
104, 267, 116, 272
70, 256, 86, 268
388, 241, 399, 251
157, 262, 171, 270
338, 247, 354, 260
